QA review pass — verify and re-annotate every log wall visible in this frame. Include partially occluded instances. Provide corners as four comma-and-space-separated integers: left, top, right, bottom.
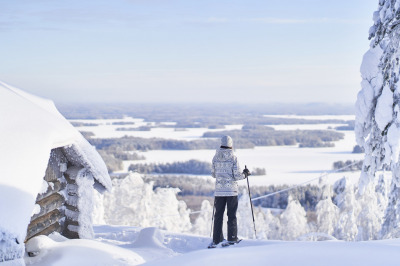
26, 146, 100, 242
26, 148, 68, 241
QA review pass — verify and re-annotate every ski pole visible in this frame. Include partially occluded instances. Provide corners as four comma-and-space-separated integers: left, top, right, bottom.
245, 165, 257, 239
210, 197, 216, 238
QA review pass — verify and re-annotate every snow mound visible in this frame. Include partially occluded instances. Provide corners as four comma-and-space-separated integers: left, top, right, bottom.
21, 225, 400, 266
47, 232, 68, 243
131, 227, 168, 250
24, 235, 145, 266
25, 235, 54, 258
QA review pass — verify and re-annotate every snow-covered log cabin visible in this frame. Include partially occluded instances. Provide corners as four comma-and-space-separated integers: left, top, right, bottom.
0, 81, 112, 265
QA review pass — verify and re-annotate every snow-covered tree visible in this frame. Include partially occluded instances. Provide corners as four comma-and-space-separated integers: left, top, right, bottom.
237, 189, 257, 239
356, 183, 383, 240
103, 172, 192, 233
376, 173, 389, 213
334, 183, 359, 241
315, 183, 339, 236
261, 209, 281, 240
333, 177, 347, 208
280, 196, 308, 240
191, 200, 213, 236
356, 0, 400, 238
254, 210, 268, 239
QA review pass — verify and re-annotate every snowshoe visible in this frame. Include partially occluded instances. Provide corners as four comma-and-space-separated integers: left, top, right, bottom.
207, 242, 218, 249
221, 239, 242, 247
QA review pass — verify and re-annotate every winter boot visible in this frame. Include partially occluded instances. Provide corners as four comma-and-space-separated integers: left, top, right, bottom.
221, 239, 242, 247
207, 241, 217, 249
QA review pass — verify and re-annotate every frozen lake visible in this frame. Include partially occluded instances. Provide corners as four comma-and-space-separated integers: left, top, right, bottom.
130, 131, 362, 186
69, 116, 362, 186
69, 117, 242, 140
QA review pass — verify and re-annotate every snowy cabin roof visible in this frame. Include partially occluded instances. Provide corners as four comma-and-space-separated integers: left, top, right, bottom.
0, 81, 111, 242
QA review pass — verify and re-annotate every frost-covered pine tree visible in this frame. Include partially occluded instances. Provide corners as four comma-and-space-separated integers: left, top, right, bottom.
315, 183, 339, 236
152, 187, 192, 233
333, 177, 348, 208
191, 200, 213, 236
237, 189, 258, 239
376, 173, 389, 213
334, 184, 359, 241
356, 183, 383, 240
262, 209, 281, 240
279, 196, 308, 240
254, 211, 268, 239
356, 0, 400, 238
103, 172, 191, 233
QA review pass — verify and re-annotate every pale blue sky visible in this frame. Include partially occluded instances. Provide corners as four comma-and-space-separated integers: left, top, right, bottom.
0, 0, 378, 103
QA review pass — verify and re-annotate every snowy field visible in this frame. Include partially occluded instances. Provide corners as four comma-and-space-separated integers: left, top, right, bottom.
130, 131, 363, 186
69, 117, 242, 140
264, 114, 356, 121
24, 225, 400, 266
73, 115, 363, 186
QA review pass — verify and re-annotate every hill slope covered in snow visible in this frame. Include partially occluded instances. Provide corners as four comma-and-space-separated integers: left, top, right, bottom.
23, 225, 400, 266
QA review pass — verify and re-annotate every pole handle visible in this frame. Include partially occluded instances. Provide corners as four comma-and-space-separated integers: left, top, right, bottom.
244, 165, 251, 177
245, 165, 257, 239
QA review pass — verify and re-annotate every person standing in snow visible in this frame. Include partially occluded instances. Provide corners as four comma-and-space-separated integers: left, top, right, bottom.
209, 135, 249, 247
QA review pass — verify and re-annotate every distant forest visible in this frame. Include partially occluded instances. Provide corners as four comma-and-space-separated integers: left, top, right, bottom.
59, 103, 354, 126
203, 125, 343, 148
332, 159, 390, 172
89, 127, 344, 153
127, 160, 266, 176
138, 174, 323, 211
97, 149, 145, 173
129, 160, 212, 175
332, 160, 363, 172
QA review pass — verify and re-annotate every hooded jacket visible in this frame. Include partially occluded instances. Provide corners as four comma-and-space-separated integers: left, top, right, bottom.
211, 148, 245, 196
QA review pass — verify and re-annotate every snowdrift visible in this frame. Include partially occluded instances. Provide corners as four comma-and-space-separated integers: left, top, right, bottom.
22, 225, 400, 266
0, 81, 110, 262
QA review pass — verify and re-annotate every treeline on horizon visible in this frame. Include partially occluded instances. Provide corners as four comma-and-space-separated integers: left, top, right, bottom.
89, 128, 344, 152
77, 119, 355, 132
127, 160, 266, 176
332, 159, 390, 172
129, 160, 212, 175
203, 125, 343, 148
58, 103, 354, 124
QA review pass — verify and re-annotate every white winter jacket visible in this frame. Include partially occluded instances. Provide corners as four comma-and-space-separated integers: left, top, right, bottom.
211, 148, 245, 197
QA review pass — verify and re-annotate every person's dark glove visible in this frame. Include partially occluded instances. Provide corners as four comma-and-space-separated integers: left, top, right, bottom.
243, 168, 251, 176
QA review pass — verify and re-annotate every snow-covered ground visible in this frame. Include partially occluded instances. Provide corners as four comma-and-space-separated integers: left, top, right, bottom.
23, 225, 400, 266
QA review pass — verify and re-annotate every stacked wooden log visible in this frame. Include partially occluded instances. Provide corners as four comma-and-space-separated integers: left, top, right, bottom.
26, 146, 99, 242
26, 148, 88, 241
26, 148, 67, 241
